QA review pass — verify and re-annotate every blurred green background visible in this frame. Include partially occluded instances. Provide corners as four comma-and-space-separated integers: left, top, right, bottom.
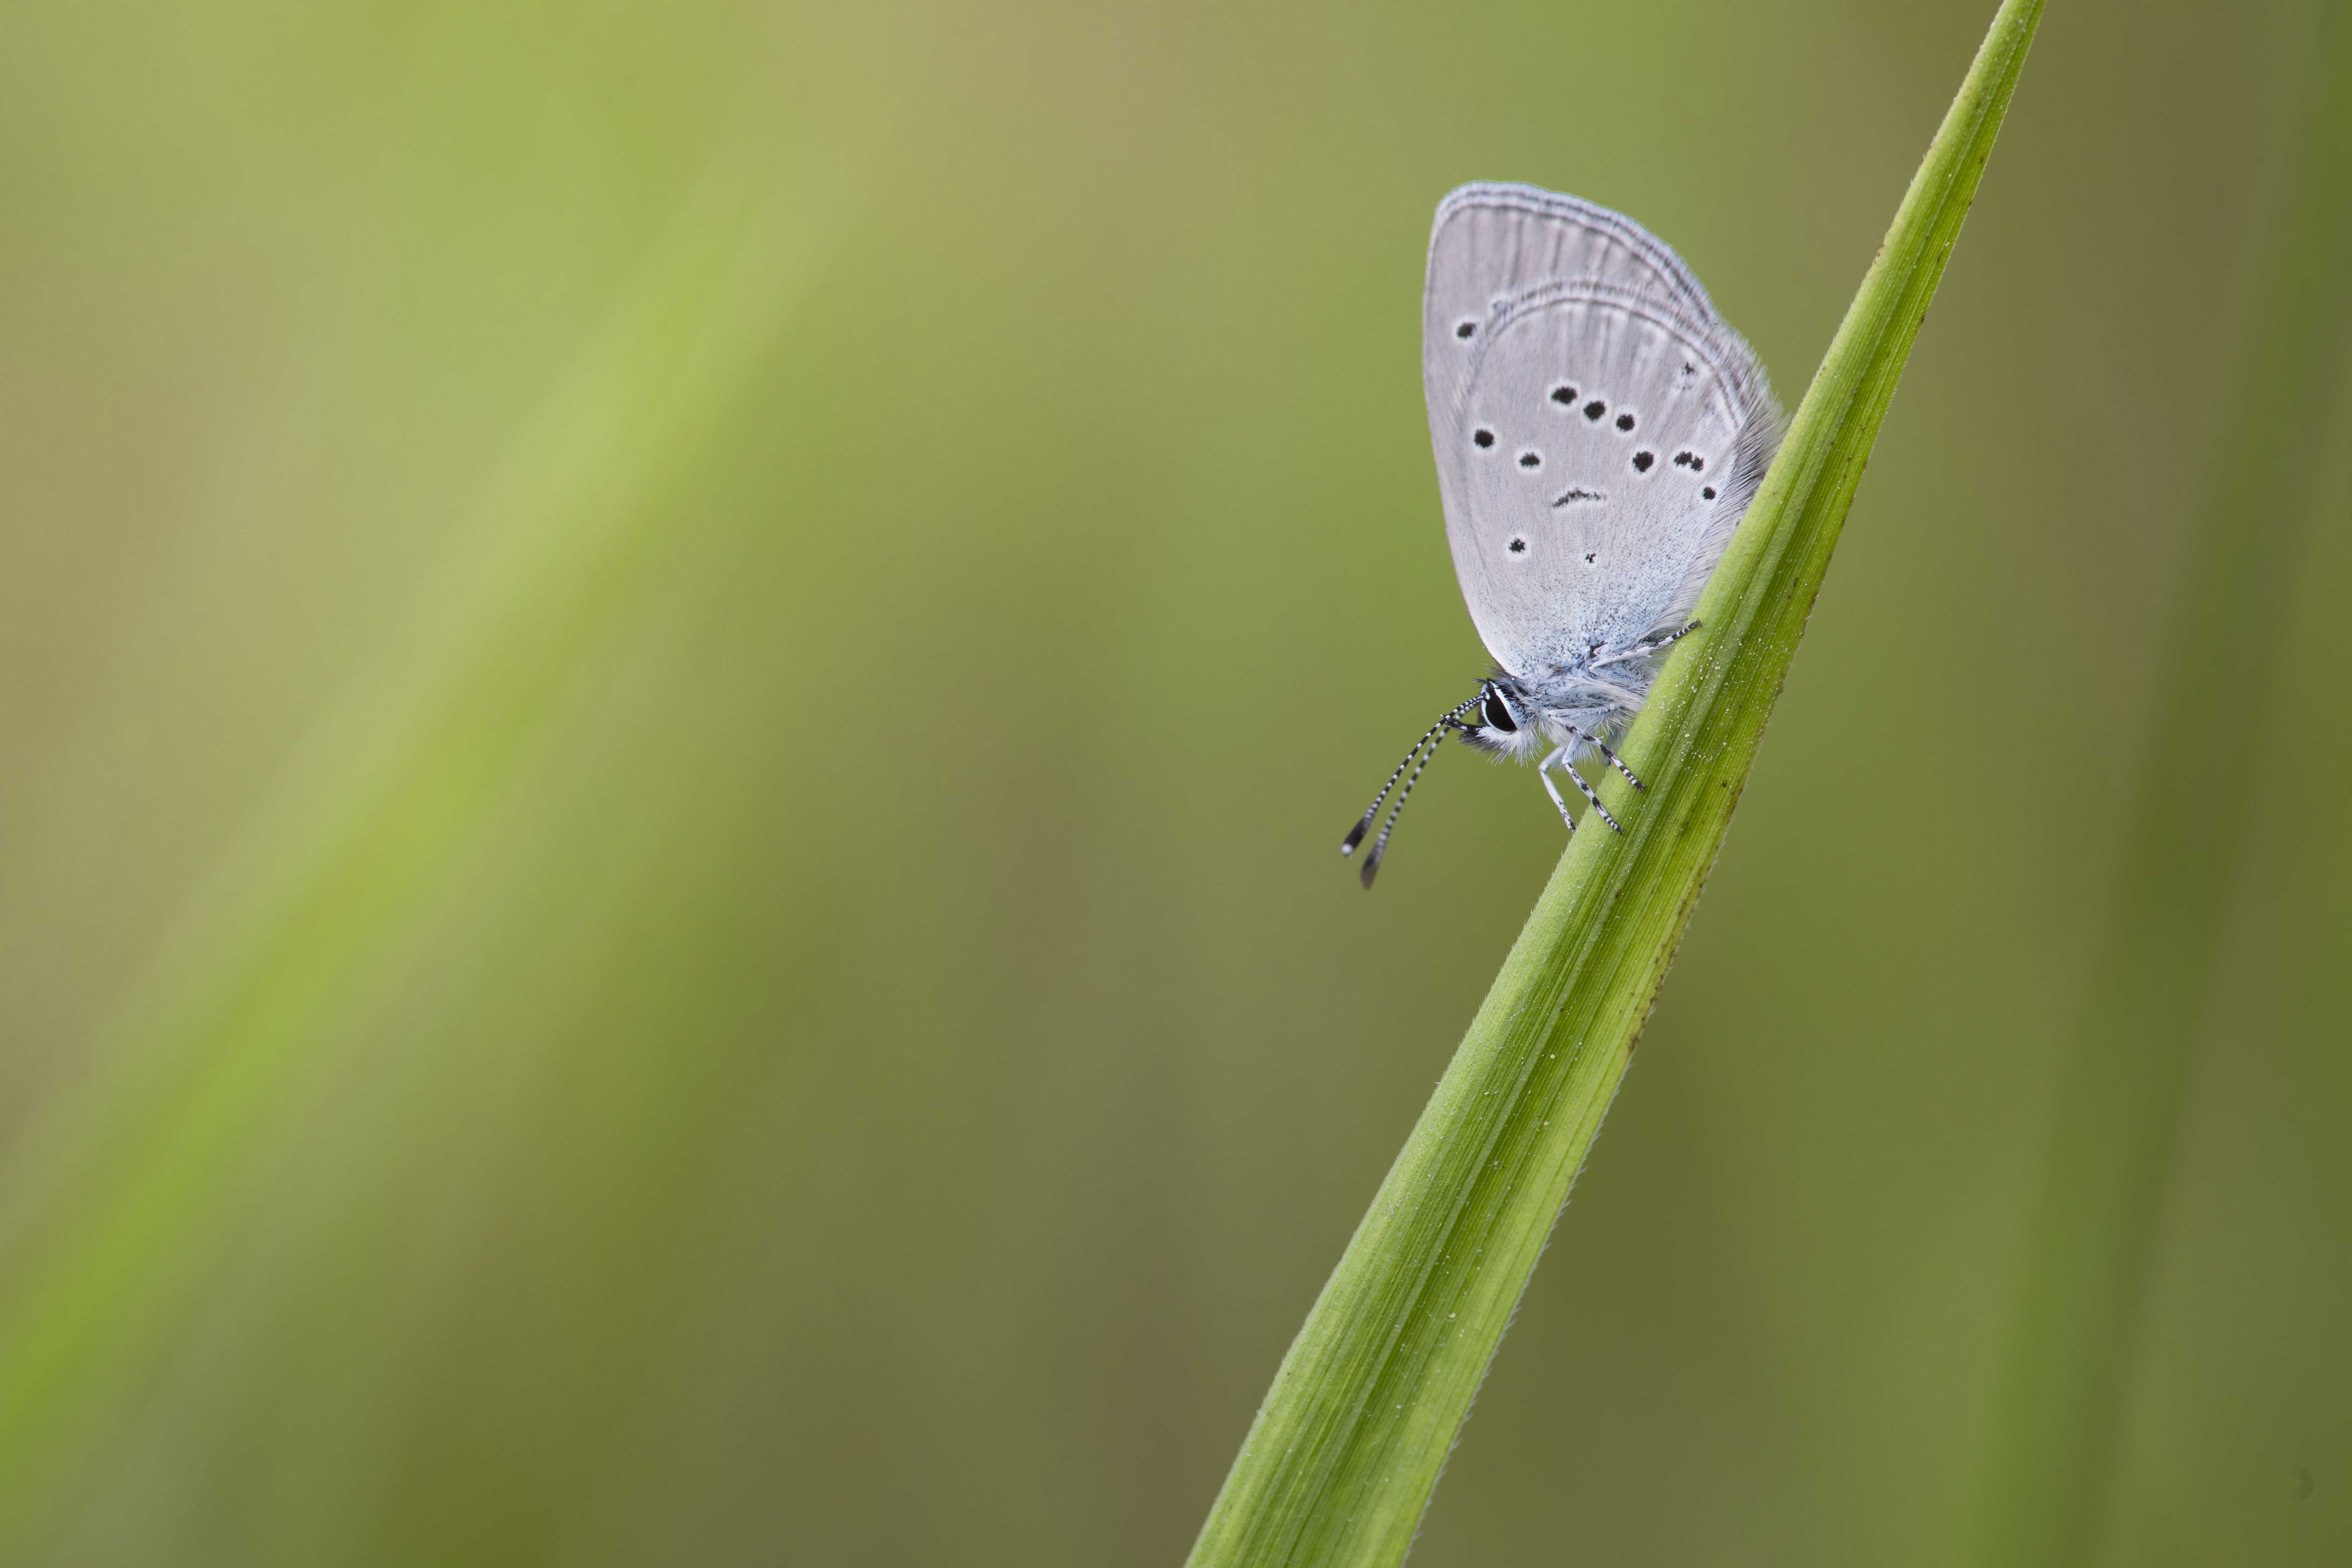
2, 0, 2345, 1563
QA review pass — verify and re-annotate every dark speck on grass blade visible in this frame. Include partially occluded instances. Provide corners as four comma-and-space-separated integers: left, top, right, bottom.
1191, 2, 2043, 1564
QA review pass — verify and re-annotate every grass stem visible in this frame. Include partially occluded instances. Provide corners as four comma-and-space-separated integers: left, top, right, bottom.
1186, 4, 2044, 1563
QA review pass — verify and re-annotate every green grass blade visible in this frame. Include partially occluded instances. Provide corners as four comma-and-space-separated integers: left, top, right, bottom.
1964, 8, 2352, 1563
1185, 4, 2044, 1563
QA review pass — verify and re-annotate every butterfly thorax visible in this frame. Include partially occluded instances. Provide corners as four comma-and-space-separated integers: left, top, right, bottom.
1455, 656, 1657, 764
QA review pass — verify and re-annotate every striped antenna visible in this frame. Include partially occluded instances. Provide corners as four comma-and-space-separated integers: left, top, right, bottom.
1359, 729, 1447, 888
1342, 695, 1478, 888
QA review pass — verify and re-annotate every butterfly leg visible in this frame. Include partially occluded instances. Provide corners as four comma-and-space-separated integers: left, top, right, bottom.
1630, 619, 1703, 657
1562, 723, 1642, 792
1591, 620, 1703, 670
1542, 747, 1622, 833
1535, 747, 1578, 834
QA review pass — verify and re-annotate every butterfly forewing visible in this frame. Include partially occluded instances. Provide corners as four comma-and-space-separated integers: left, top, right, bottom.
1422, 183, 1720, 424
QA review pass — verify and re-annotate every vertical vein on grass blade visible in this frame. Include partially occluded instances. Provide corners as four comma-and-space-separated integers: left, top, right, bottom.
1964, 10, 2352, 1564
1186, 5, 2042, 1564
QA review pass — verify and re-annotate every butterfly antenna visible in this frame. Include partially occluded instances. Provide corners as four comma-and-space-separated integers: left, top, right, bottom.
1360, 716, 1463, 889
1341, 698, 1477, 860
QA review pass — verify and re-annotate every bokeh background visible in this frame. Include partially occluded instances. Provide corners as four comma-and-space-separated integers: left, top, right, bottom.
2, 0, 2346, 1563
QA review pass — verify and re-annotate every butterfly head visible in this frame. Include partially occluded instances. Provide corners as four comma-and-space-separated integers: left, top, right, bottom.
1456, 675, 1546, 762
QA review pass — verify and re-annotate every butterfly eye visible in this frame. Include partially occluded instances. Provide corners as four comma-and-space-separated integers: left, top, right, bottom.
1482, 690, 1517, 733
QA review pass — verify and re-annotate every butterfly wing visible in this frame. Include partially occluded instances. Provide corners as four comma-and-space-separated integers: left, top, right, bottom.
1421, 188, 1779, 679
1423, 183, 1723, 424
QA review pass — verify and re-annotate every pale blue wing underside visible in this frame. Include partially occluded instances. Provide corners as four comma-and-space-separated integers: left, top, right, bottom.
1422, 184, 1780, 680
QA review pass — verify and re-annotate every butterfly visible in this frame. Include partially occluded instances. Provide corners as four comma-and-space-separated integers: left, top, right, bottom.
1345, 184, 1781, 887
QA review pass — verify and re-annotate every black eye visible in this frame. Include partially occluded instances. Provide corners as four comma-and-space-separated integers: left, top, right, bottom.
1456, 320, 1476, 340
1482, 690, 1517, 732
